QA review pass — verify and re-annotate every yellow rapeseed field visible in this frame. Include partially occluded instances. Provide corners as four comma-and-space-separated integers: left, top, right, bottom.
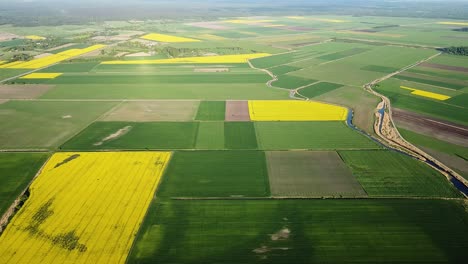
140, 33, 200, 43
248, 100, 348, 121
0, 45, 105, 69
20, 73, 63, 79
400, 86, 451, 101
25, 35, 46, 40
102, 53, 271, 65
0, 151, 171, 264
437, 21, 468, 26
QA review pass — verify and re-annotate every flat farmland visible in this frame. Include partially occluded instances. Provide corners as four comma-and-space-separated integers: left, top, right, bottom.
157, 151, 270, 198
0, 152, 49, 215
376, 79, 468, 126
313, 85, 379, 135
128, 199, 468, 264
100, 101, 200, 122
61, 122, 199, 150
39, 83, 288, 100
0, 151, 171, 263
0, 101, 117, 149
290, 45, 438, 86
339, 150, 461, 197
195, 101, 225, 121
255, 121, 379, 150
266, 151, 366, 197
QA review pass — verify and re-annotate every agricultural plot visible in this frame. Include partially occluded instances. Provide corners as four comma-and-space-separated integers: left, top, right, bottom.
271, 75, 316, 89
129, 199, 468, 264
297, 82, 344, 98
0, 151, 171, 263
40, 83, 288, 100
266, 151, 366, 197
61, 122, 199, 150
375, 78, 468, 126
0, 101, 117, 149
100, 101, 199, 121
290, 44, 438, 86
224, 122, 258, 149
140, 33, 200, 43
195, 122, 225, 149
255, 122, 379, 150
0, 45, 105, 69
195, 101, 225, 121
102, 53, 271, 65
0, 84, 53, 99
339, 150, 461, 197
398, 128, 468, 180
157, 151, 270, 197
248, 100, 348, 121
0, 152, 48, 216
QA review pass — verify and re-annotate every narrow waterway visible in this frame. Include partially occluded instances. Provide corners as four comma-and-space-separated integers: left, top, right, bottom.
344, 107, 468, 196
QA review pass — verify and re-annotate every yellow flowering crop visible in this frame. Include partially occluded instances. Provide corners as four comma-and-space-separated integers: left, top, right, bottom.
248, 100, 348, 121
25, 35, 46, 40
0, 151, 171, 264
102, 53, 271, 65
141, 33, 200, 43
20, 73, 63, 79
437, 21, 468, 26
0, 45, 105, 69
400, 86, 451, 101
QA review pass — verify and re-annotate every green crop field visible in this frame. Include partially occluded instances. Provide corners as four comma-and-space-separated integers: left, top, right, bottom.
129, 199, 468, 264
255, 121, 379, 150
339, 150, 461, 197
157, 151, 270, 197
195, 101, 226, 121
298, 82, 343, 98
61, 121, 200, 150
224, 122, 258, 149
0, 152, 48, 215
0, 8, 467, 263
0, 101, 117, 149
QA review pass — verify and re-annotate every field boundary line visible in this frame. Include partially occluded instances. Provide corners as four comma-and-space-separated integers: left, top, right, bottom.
56, 100, 125, 151
0, 154, 52, 234
364, 52, 468, 196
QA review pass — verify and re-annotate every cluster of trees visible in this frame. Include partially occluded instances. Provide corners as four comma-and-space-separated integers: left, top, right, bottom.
453, 28, 468, 32
439, 46, 468, 56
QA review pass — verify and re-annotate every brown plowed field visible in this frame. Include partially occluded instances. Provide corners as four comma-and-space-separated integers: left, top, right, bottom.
420, 62, 468, 73
393, 108, 468, 147
0, 85, 53, 99
225, 100, 250, 121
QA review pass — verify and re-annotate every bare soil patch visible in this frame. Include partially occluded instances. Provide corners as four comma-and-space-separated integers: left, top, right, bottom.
101, 101, 199, 122
34, 53, 53, 59
0, 32, 20, 41
125, 52, 152, 57
0, 85, 54, 99
225, 100, 250, 121
94, 126, 132, 146
420, 62, 468, 73
393, 108, 468, 147
0, 99, 8, 105
266, 151, 367, 197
